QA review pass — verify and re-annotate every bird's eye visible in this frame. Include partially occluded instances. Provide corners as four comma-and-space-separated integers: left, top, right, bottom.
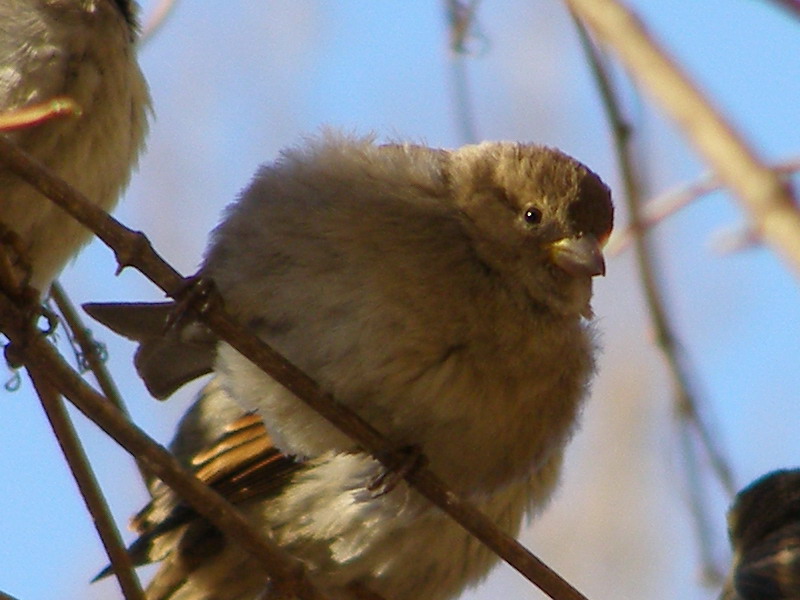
523, 207, 542, 225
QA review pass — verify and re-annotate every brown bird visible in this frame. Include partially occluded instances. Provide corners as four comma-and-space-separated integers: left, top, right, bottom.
0, 0, 150, 293
720, 469, 800, 600
87, 132, 613, 600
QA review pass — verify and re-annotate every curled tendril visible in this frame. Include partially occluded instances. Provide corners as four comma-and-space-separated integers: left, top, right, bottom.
4, 368, 21, 392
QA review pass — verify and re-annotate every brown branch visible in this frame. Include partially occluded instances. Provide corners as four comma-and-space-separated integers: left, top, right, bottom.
49, 281, 152, 488
0, 137, 186, 295
0, 130, 589, 599
50, 283, 128, 415
572, 14, 733, 583
767, 0, 800, 20
0, 293, 334, 600
565, 0, 800, 277
445, 0, 482, 52
29, 369, 145, 600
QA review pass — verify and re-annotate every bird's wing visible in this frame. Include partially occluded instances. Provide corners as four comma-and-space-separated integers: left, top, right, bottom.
95, 412, 301, 584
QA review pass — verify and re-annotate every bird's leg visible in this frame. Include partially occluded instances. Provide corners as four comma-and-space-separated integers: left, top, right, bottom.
0, 97, 82, 133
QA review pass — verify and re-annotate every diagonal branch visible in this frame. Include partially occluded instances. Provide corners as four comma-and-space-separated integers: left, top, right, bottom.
565, 0, 800, 278
607, 158, 800, 256
571, 14, 734, 583
49, 282, 152, 488
0, 293, 334, 600
29, 368, 145, 600
139, 0, 181, 43
0, 136, 590, 600
767, 0, 800, 20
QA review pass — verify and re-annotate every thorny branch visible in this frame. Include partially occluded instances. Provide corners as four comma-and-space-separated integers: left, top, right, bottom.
0, 291, 335, 600
0, 135, 590, 600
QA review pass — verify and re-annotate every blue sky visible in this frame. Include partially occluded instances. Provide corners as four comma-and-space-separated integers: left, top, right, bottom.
2, 2, 799, 599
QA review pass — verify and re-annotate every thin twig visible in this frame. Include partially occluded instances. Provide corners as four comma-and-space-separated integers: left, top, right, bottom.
572, 14, 733, 583
448, 56, 479, 145
29, 368, 145, 600
565, 0, 800, 277
49, 282, 152, 487
139, 0, 180, 44
0, 294, 334, 600
607, 158, 800, 256
445, 0, 482, 51
49, 283, 129, 416
445, 0, 482, 143
767, 0, 800, 20
0, 129, 590, 600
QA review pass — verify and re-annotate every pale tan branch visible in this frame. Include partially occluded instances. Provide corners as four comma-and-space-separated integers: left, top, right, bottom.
572, 13, 733, 583
444, 0, 483, 144
768, 0, 800, 20
139, 0, 180, 44
608, 158, 800, 256
566, 0, 800, 277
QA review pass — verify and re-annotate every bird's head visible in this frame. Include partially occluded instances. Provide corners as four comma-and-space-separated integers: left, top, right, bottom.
448, 142, 613, 318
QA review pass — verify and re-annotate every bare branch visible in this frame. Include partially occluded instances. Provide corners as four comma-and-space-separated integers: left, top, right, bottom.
444, 0, 482, 143
29, 369, 145, 600
608, 158, 800, 256
767, 0, 800, 20
572, 13, 733, 583
0, 292, 335, 600
444, 0, 483, 52
0, 129, 590, 600
49, 283, 128, 416
49, 281, 153, 488
566, 0, 800, 277
139, 0, 181, 44
0, 136, 186, 295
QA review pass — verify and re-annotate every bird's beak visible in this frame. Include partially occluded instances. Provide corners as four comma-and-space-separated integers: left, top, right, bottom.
549, 234, 606, 277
